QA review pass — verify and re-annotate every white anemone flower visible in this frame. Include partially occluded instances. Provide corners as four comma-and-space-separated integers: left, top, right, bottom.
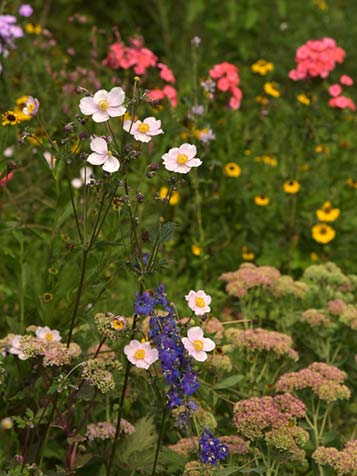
182, 327, 215, 362
87, 137, 120, 173
79, 87, 126, 123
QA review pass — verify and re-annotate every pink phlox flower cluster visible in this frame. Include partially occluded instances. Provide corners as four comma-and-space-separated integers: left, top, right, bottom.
328, 73, 356, 111
157, 62, 176, 83
208, 62, 243, 110
103, 36, 157, 75
147, 85, 177, 107
276, 362, 350, 403
313, 440, 357, 475
289, 37, 345, 80
220, 263, 281, 298
232, 328, 299, 361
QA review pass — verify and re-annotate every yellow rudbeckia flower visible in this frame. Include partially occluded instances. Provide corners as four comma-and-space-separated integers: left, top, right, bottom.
312, 223, 336, 244
316, 201, 340, 222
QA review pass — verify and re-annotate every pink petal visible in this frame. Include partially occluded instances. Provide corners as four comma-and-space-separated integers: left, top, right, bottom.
79, 97, 98, 115
107, 87, 125, 106
92, 111, 110, 122
87, 153, 106, 166
187, 326, 204, 342
179, 143, 197, 159
90, 137, 108, 154
103, 156, 120, 173
203, 337, 215, 352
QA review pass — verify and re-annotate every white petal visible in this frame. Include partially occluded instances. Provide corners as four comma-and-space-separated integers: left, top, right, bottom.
187, 326, 204, 342
93, 89, 108, 102
107, 105, 127, 118
102, 156, 120, 173
203, 337, 215, 352
193, 350, 208, 362
90, 137, 108, 154
79, 97, 98, 115
108, 87, 125, 106
133, 133, 151, 143
71, 178, 83, 189
92, 111, 110, 123
187, 158, 202, 168
179, 143, 197, 159
87, 153, 106, 165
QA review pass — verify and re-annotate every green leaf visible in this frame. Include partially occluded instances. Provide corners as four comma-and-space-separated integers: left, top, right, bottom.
213, 374, 244, 390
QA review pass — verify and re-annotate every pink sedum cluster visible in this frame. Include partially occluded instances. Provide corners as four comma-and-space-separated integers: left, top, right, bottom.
220, 263, 281, 298
86, 419, 135, 441
230, 328, 299, 361
313, 440, 357, 475
209, 62, 243, 110
276, 362, 351, 403
289, 37, 346, 80
233, 393, 308, 461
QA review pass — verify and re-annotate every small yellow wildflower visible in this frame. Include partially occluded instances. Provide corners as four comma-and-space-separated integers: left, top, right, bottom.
2, 111, 20, 126
159, 186, 180, 205
244, 149, 251, 156
25, 23, 42, 34
297, 94, 311, 106
346, 178, 357, 189
254, 195, 270, 206
316, 201, 340, 222
315, 144, 329, 154
192, 244, 202, 256
251, 59, 274, 75
264, 82, 280, 98
224, 163, 241, 177
255, 95, 269, 105
312, 223, 335, 244
242, 246, 255, 261
283, 180, 300, 194
310, 252, 319, 262
70, 139, 81, 154
180, 130, 190, 141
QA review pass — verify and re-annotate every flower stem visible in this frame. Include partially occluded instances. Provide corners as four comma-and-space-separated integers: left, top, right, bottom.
151, 407, 168, 476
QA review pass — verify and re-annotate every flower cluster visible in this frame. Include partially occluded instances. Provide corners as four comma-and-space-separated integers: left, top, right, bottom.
276, 362, 351, 403
208, 62, 243, 110
0, 14, 23, 74
301, 309, 331, 327
251, 59, 274, 75
328, 299, 347, 315
303, 262, 347, 287
1, 329, 81, 366
313, 440, 357, 475
233, 393, 308, 461
199, 429, 229, 465
137, 285, 200, 410
289, 37, 345, 80
339, 304, 357, 330
86, 419, 135, 441
269, 275, 309, 298
229, 328, 299, 361
169, 434, 248, 456
81, 358, 122, 393
329, 76, 356, 111
220, 263, 281, 298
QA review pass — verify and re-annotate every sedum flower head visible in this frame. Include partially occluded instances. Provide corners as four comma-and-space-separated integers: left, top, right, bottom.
301, 309, 332, 327
86, 419, 134, 441
276, 362, 350, 403
303, 262, 347, 287
231, 328, 299, 361
269, 275, 309, 298
340, 304, 357, 330
313, 440, 357, 475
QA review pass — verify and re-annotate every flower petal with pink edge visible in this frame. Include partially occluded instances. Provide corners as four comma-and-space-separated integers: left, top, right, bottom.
90, 137, 108, 154
193, 350, 208, 362
92, 111, 110, 123
93, 89, 109, 102
187, 326, 204, 342
107, 105, 127, 117
87, 153, 106, 166
179, 143, 197, 160
107, 87, 125, 106
79, 97, 98, 115
102, 156, 120, 173
202, 337, 215, 352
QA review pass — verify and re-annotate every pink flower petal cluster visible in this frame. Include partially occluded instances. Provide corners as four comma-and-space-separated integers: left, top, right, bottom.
276, 362, 351, 403
340, 74, 353, 86
162, 143, 202, 174
148, 85, 177, 107
209, 62, 243, 110
0, 171, 14, 186
289, 37, 346, 80
231, 328, 299, 361
103, 36, 157, 75
220, 263, 281, 298
329, 95, 356, 111
157, 62, 175, 83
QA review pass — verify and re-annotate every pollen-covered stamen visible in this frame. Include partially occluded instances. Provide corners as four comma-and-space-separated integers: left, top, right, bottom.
134, 349, 145, 360
193, 339, 204, 351
195, 297, 206, 308
98, 99, 109, 111
45, 332, 54, 342
177, 153, 188, 164
138, 123, 150, 133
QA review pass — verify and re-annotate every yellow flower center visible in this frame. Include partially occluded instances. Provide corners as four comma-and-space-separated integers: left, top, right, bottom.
193, 339, 204, 351
134, 349, 145, 360
98, 99, 109, 111
111, 318, 125, 330
107, 151, 112, 156
27, 103, 35, 113
195, 297, 206, 308
138, 123, 150, 133
177, 153, 188, 164
45, 332, 54, 342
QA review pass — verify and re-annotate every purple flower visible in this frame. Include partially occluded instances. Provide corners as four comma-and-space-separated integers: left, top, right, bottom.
19, 5, 34, 17
199, 429, 229, 465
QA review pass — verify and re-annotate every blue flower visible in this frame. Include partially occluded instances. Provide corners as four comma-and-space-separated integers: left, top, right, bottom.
199, 429, 229, 465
